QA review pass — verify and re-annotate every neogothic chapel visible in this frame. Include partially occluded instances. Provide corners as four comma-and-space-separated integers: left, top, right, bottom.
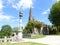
28, 7, 49, 35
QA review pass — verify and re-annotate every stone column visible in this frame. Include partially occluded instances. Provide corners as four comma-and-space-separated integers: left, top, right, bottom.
18, 11, 23, 40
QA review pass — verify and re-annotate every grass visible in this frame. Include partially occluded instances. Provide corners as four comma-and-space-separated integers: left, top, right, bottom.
30, 35, 46, 39
0, 42, 47, 45
56, 32, 60, 35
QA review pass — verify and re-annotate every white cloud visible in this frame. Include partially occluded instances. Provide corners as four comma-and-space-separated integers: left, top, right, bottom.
52, 0, 60, 2
51, 0, 59, 2
11, 19, 19, 22
0, 13, 14, 20
42, 9, 50, 14
0, 0, 14, 21
7, 0, 15, 4
12, 0, 34, 10
57, 0, 60, 1
0, 0, 4, 11
0, 0, 13, 21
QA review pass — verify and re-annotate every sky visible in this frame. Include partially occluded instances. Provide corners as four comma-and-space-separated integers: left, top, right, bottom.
0, 0, 59, 30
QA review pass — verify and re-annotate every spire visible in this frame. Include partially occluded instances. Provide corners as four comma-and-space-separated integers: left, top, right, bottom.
29, 6, 33, 21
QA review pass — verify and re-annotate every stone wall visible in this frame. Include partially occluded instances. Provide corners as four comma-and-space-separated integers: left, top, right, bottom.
0, 35, 17, 42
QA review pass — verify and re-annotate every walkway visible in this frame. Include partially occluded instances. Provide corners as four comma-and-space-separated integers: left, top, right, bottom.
23, 35, 60, 45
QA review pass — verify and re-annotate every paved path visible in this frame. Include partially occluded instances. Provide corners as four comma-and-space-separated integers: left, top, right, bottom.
23, 35, 60, 45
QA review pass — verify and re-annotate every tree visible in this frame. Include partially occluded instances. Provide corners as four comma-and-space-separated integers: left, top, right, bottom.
0, 31, 4, 38
23, 21, 34, 34
1, 25, 12, 37
48, 1, 60, 31
12, 27, 19, 35
34, 21, 42, 29
23, 21, 42, 34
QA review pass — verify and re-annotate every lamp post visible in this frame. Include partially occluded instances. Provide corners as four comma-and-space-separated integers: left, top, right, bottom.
18, 11, 23, 40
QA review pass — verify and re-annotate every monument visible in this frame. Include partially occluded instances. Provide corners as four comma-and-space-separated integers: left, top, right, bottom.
18, 11, 23, 40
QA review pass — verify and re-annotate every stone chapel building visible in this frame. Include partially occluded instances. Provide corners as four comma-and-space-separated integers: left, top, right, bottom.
28, 7, 49, 35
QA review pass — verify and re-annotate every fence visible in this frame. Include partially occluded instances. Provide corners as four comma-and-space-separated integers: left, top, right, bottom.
23, 33, 39, 38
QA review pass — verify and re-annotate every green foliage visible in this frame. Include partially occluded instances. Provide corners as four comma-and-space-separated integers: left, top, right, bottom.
48, 1, 60, 26
57, 26, 60, 32
23, 21, 42, 34
23, 21, 34, 34
0, 25, 12, 38
30, 35, 46, 39
35, 21, 42, 29
57, 32, 60, 35
12, 27, 19, 35
23, 28, 27, 34
0, 31, 4, 38
48, 25, 57, 34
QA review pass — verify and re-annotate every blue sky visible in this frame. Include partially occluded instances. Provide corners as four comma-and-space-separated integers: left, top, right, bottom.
0, 0, 59, 29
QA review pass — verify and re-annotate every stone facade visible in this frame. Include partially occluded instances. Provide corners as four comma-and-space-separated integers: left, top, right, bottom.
32, 28, 39, 35
40, 25, 49, 35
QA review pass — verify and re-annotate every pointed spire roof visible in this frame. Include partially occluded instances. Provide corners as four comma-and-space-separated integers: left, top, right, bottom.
29, 6, 34, 21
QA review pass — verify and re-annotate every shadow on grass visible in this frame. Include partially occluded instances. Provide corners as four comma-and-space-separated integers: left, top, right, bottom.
29, 35, 46, 39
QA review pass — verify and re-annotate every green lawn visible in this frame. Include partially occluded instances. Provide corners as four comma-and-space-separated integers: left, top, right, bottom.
30, 35, 46, 39
56, 32, 60, 35
0, 42, 47, 45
